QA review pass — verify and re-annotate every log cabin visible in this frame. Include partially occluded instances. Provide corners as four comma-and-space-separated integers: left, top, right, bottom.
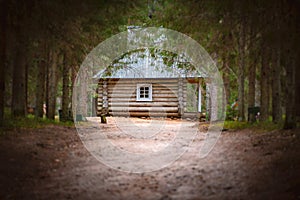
94, 55, 207, 119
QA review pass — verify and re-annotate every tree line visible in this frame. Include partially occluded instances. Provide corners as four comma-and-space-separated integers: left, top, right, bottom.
0, 0, 299, 128
0, 0, 142, 123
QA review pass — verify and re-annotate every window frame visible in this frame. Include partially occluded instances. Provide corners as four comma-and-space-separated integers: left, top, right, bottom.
136, 83, 152, 101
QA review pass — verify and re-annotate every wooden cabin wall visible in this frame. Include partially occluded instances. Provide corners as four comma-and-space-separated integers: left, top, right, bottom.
97, 78, 187, 117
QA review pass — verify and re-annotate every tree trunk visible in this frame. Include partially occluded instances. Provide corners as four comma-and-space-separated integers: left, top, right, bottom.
260, 43, 269, 122
0, 0, 7, 124
45, 50, 49, 118
284, 55, 296, 129
248, 55, 256, 122
46, 49, 59, 120
282, 1, 298, 128
296, 53, 300, 122
61, 53, 70, 122
79, 67, 88, 117
237, 21, 246, 121
271, 48, 282, 123
69, 65, 78, 117
11, 1, 31, 118
222, 56, 230, 104
12, 38, 27, 118
35, 42, 46, 118
247, 20, 257, 122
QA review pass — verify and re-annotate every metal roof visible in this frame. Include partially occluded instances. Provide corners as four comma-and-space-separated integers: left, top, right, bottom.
93, 51, 207, 79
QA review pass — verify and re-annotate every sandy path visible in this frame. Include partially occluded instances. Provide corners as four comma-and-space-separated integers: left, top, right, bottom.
0, 118, 299, 199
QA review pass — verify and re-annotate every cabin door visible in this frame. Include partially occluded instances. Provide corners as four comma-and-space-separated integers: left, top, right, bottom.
185, 82, 201, 113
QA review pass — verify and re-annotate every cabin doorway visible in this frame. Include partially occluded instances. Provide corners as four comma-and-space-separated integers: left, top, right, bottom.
186, 82, 199, 112
183, 79, 202, 119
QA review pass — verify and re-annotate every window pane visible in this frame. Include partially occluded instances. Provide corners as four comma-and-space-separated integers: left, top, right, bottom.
137, 84, 152, 101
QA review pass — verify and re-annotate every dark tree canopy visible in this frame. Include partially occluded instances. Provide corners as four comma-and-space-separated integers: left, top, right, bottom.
1, 0, 299, 128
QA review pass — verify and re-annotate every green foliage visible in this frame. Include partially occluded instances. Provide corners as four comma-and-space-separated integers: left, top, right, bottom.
225, 105, 237, 121
0, 115, 74, 131
3, 0, 298, 128
224, 121, 250, 130
253, 121, 283, 132
224, 120, 283, 131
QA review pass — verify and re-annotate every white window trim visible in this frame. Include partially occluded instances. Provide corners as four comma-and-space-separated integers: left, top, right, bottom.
136, 84, 152, 101
198, 82, 202, 112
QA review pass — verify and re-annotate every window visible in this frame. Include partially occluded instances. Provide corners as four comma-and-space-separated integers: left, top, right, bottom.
136, 84, 152, 101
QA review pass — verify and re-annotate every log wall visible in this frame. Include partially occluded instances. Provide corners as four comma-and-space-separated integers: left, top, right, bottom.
97, 78, 187, 117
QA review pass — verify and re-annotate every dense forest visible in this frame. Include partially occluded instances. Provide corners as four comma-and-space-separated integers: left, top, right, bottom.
0, 0, 299, 128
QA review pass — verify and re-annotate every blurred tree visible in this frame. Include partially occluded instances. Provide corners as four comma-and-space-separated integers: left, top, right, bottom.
1, 0, 299, 127
0, 0, 7, 123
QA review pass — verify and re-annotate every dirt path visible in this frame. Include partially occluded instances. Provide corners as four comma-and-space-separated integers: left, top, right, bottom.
0, 119, 299, 200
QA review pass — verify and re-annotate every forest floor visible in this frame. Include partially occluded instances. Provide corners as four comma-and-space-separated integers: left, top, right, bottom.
0, 117, 299, 200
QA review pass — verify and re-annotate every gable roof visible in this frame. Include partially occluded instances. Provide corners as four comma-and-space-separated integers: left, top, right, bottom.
93, 51, 207, 79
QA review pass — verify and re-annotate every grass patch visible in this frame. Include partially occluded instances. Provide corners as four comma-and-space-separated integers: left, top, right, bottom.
224, 120, 283, 131
224, 121, 251, 130
0, 115, 74, 131
252, 121, 283, 131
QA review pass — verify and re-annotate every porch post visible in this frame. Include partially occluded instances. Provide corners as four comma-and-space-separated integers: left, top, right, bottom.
102, 80, 108, 115
198, 79, 202, 113
206, 81, 211, 121
178, 78, 184, 117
